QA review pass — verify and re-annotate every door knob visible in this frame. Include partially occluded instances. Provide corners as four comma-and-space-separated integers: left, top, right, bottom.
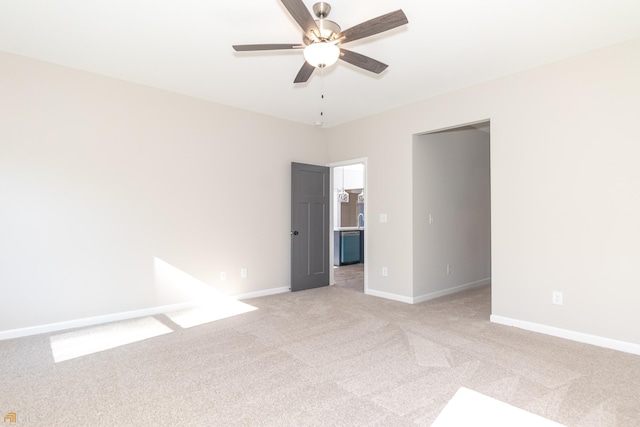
291, 231, 299, 235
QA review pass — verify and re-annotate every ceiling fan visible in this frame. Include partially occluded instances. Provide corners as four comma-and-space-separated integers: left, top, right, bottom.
232, 0, 408, 83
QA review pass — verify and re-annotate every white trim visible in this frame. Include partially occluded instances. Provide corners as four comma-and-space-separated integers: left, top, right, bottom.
366, 278, 491, 305
327, 157, 368, 168
0, 284, 291, 341
413, 278, 491, 304
490, 315, 640, 356
366, 288, 414, 304
232, 286, 289, 300
0, 301, 199, 341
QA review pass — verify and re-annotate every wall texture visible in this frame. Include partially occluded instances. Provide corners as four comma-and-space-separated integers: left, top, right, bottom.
0, 52, 327, 332
326, 37, 640, 347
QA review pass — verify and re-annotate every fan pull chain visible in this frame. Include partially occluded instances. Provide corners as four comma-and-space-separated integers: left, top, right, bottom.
316, 68, 326, 126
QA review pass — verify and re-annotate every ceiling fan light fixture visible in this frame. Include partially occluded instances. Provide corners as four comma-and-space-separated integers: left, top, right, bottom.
232, 2, 408, 83
303, 42, 340, 68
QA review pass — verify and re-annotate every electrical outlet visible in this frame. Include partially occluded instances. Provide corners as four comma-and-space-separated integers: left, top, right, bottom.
379, 213, 388, 223
552, 291, 563, 305
220, 271, 227, 281
240, 268, 248, 279
382, 267, 388, 277
447, 264, 452, 275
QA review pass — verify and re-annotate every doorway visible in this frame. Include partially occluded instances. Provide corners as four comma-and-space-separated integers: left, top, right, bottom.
412, 121, 491, 302
330, 159, 367, 294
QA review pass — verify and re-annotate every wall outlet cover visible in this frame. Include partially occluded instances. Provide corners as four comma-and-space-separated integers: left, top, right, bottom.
552, 291, 563, 305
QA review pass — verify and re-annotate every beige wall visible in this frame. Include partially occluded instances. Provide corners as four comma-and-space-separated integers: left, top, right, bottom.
0, 52, 327, 331
2, 36, 640, 349
326, 37, 640, 346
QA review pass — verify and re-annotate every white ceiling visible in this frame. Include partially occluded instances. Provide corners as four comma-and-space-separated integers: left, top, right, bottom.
2, 1, 640, 128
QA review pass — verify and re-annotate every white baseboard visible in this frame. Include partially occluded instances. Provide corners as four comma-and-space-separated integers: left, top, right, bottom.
0, 301, 199, 341
490, 315, 640, 356
413, 278, 491, 304
0, 285, 290, 341
233, 286, 289, 300
366, 278, 491, 305
366, 288, 414, 304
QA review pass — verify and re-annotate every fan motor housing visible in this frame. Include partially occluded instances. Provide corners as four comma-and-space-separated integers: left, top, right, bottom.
303, 19, 341, 45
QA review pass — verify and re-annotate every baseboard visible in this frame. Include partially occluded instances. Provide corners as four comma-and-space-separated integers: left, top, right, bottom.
413, 278, 491, 304
0, 285, 291, 341
233, 286, 290, 300
0, 301, 200, 341
490, 315, 640, 356
366, 289, 414, 304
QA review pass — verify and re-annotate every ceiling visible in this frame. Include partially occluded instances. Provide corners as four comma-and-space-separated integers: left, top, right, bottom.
2, 1, 640, 128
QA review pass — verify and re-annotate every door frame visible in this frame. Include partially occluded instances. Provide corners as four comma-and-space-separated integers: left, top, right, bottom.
328, 157, 368, 294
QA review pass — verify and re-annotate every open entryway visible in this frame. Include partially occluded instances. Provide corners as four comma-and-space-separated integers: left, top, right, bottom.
412, 121, 491, 304
330, 159, 367, 294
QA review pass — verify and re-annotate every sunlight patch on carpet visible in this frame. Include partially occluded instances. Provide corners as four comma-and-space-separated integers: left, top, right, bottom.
49, 258, 258, 362
165, 299, 257, 328
432, 387, 565, 426
50, 317, 172, 363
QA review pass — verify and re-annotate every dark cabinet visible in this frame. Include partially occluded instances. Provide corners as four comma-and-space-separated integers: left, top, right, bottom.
334, 230, 364, 266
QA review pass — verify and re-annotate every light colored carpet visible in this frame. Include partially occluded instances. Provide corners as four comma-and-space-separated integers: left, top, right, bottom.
1, 284, 640, 426
334, 263, 364, 293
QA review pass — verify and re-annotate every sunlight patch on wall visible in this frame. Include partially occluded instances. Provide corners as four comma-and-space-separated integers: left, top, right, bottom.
49, 258, 259, 362
155, 257, 227, 304
50, 317, 172, 363
155, 257, 258, 328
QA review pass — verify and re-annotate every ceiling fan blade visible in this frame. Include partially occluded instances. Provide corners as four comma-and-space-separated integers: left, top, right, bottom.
281, 0, 320, 36
294, 62, 315, 83
339, 49, 388, 74
338, 10, 408, 44
233, 44, 302, 51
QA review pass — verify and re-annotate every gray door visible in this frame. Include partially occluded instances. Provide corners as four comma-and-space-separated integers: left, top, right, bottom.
291, 162, 330, 292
